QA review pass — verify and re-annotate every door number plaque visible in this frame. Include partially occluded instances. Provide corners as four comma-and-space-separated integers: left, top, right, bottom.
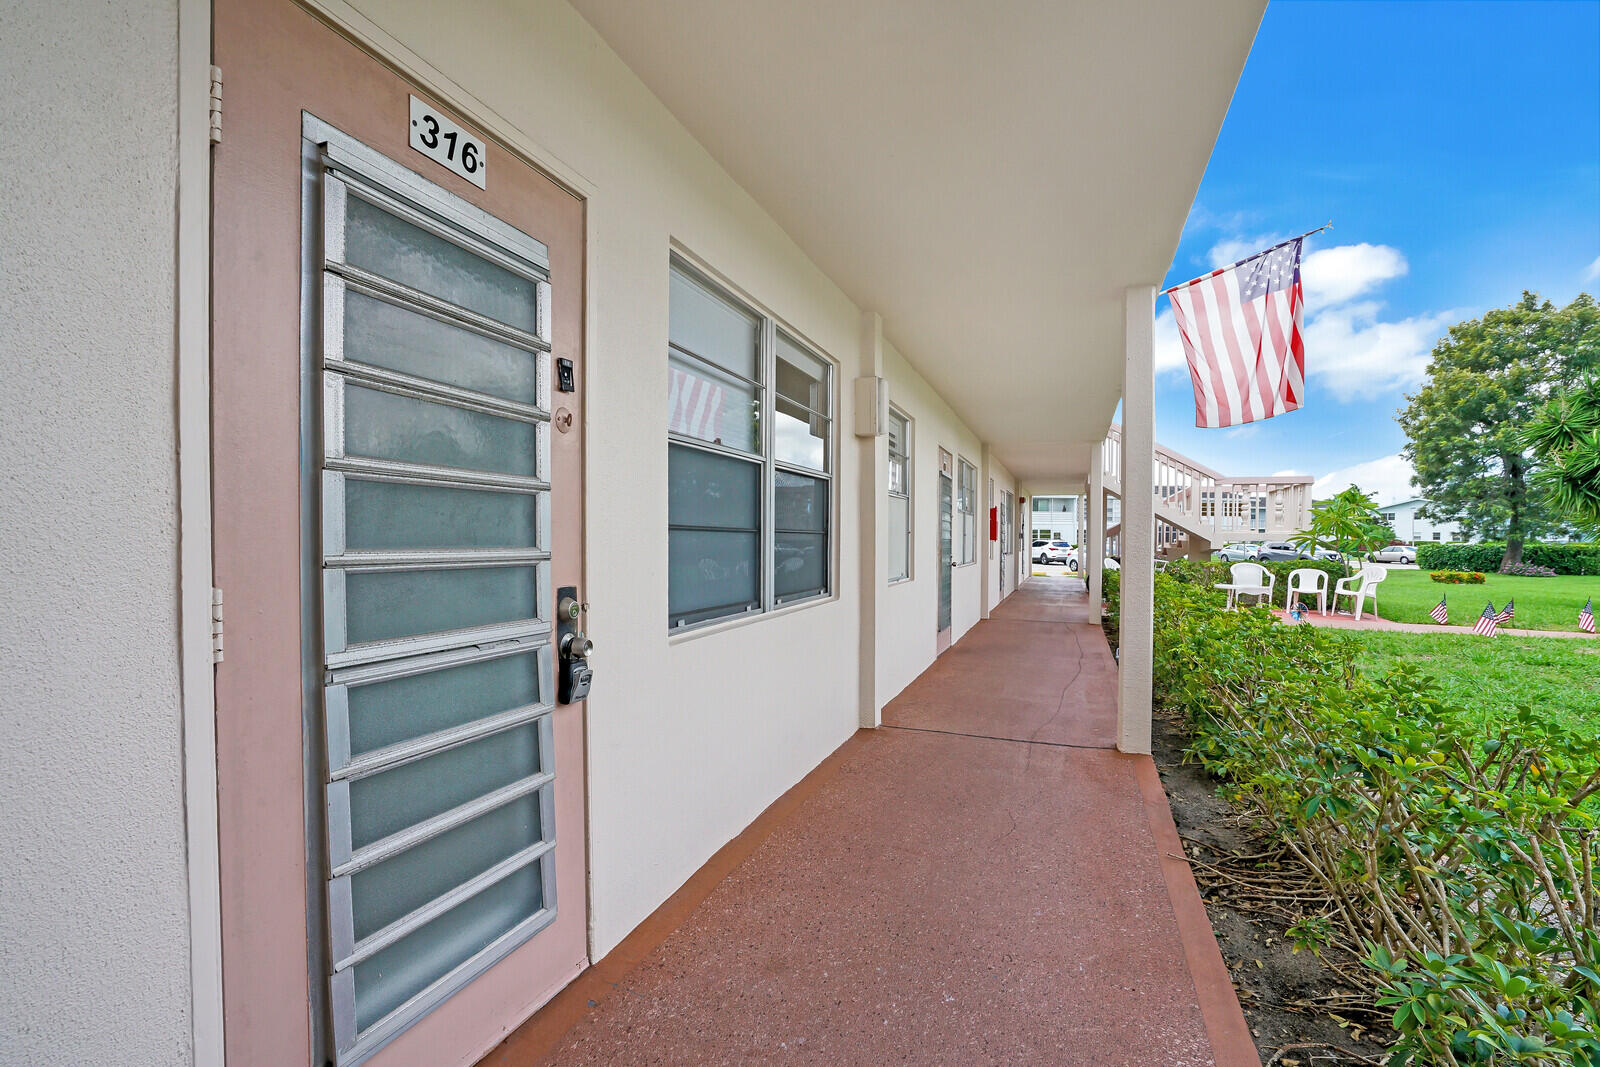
408, 95, 487, 189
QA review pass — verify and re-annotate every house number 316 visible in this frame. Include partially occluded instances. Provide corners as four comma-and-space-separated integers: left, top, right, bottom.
408, 95, 487, 190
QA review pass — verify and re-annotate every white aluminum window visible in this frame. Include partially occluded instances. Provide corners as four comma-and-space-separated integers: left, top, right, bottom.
887, 407, 911, 582
668, 257, 833, 629
957, 458, 977, 564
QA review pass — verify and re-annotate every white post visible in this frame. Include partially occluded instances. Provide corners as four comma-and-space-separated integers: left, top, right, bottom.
856, 311, 886, 728
1118, 285, 1156, 755
1087, 446, 1104, 611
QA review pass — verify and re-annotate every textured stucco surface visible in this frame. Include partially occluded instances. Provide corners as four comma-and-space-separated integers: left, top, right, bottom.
0, 3, 194, 1063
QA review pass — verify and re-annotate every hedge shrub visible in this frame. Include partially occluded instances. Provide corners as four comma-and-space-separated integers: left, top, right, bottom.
1153, 573, 1600, 1064
1417, 541, 1600, 576
1101, 568, 1120, 649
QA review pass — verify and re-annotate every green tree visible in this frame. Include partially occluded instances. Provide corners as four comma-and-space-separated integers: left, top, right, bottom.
1525, 375, 1600, 534
1398, 292, 1600, 568
1291, 485, 1392, 575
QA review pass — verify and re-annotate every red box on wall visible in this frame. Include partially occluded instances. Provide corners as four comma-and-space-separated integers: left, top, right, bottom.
989, 507, 998, 540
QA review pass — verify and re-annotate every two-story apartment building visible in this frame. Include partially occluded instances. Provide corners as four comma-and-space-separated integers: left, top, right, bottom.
2, 2, 1267, 1064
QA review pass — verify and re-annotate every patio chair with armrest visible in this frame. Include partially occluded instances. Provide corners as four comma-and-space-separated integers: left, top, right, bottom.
1286, 567, 1329, 616
1332, 564, 1387, 621
1215, 561, 1274, 610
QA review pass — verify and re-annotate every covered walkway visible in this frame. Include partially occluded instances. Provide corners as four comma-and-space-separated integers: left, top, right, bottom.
484, 576, 1256, 1066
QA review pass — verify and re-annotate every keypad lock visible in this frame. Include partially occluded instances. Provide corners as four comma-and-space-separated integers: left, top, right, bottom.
556, 586, 593, 704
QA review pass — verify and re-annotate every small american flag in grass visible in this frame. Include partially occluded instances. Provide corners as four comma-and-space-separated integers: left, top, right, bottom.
1429, 595, 1448, 625
1495, 598, 1515, 624
1473, 601, 1500, 637
1582, 598, 1596, 634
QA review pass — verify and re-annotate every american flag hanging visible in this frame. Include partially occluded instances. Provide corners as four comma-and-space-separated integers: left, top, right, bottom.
1167, 237, 1306, 428
1473, 601, 1500, 638
1581, 598, 1595, 634
1430, 595, 1448, 625
1495, 598, 1516, 625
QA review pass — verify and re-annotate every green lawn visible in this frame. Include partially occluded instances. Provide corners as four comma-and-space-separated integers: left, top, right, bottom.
1349, 629, 1600, 734
1366, 568, 1600, 633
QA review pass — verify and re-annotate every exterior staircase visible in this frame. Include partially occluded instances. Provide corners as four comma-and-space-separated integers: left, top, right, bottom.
1101, 425, 1313, 561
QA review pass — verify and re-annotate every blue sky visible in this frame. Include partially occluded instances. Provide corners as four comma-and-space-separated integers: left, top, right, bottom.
1154, 0, 1600, 505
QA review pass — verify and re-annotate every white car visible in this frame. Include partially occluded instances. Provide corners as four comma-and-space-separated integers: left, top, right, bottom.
1034, 540, 1079, 568
1370, 544, 1416, 564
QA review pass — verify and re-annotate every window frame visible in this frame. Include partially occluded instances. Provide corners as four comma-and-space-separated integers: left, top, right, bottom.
887, 405, 913, 584
667, 254, 836, 633
956, 457, 977, 566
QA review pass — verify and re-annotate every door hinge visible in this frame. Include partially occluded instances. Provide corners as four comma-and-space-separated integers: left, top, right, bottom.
211, 587, 225, 663
208, 65, 223, 144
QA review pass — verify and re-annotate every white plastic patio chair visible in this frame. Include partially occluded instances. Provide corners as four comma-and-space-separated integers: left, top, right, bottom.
1286, 567, 1329, 616
1332, 564, 1387, 621
1218, 561, 1274, 609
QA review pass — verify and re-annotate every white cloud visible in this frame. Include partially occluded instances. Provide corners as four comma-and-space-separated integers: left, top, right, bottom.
1208, 233, 1285, 268
1312, 453, 1416, 506
1161, 239, 1454, 404
1304, 300, 1456, 402
1271, 468, 1309, 477
1584, 254, 1600, 282
1302, 243, 1407, 305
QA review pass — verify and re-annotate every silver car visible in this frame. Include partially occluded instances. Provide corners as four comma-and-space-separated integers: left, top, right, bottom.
1370, 543, 1416, 564
1214, 543, 1260, 562
1256, 541, 1313, 562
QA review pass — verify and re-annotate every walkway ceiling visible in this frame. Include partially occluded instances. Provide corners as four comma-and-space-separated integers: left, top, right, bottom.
569, 0, 1265, 482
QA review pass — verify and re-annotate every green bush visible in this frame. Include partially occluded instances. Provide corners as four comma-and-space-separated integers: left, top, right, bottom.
1417, 541, 1600, 576
1429, 570, 1487, 584
1101, 568, 1120, 649
1502, 563, 1561, 578
1154, 575, 1600, 1064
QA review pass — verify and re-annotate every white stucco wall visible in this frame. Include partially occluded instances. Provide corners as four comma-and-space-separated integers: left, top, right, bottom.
0, 3, 194, 1064
877, 342, 990, 702
334, 0, 875, 957
1383, 500, 1461, 545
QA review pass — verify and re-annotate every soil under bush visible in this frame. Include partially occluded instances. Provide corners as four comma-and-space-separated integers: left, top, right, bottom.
1153, 708, 1397, 1066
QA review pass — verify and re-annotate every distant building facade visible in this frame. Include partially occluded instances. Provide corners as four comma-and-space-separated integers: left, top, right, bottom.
1378, 498, 1462, 544
1031, 496, 1079, 542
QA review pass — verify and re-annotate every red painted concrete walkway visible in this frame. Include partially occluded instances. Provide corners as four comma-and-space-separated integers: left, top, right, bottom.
484, 576, 1257, 1066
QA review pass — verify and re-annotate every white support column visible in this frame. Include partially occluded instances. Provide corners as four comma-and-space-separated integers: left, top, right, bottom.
1087, 446, 1104, 611
1118, 285, 1157, 755
856, 311, 886, 728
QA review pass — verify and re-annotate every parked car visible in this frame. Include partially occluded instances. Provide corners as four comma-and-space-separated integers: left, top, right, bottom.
1256, 540, 1312, 562
1034, 540, 1077, 568
1313, 548, 1342, 562
1214, 542, 1260, 562
1370, 543, 1416, 564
